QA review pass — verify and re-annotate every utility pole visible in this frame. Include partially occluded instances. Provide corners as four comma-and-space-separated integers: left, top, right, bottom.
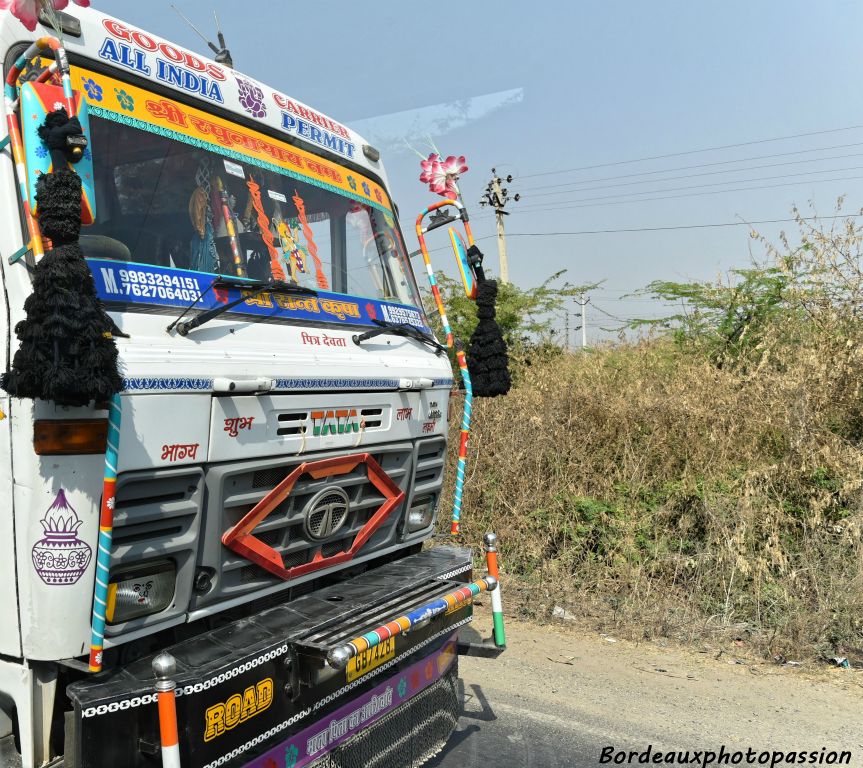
575, 295, 590, 348
564, 311, 570, 352
479, 169, 519, 282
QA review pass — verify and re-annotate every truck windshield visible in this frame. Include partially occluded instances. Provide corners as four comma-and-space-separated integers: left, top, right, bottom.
72, 69, 422, 313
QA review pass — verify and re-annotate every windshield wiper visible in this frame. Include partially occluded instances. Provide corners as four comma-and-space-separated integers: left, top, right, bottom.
352, 318, 446, 354
169, 277, 317, 336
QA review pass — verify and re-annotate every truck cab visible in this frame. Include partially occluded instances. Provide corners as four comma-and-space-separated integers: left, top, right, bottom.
0, 7, 477, 767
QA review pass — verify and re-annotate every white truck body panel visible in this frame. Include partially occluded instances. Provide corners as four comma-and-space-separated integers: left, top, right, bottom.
0, 7, 452, 663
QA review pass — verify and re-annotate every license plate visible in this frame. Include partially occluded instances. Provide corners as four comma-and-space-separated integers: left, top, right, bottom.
346, 637, 396, 682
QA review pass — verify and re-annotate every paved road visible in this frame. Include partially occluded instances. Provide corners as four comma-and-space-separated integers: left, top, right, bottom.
428, 617, 863, 768
428, 623, 619, 768
428, 674, 604, 767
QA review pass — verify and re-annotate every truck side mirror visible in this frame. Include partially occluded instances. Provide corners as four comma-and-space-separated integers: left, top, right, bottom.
19, 79, 97, 225
448, 227, 477, 299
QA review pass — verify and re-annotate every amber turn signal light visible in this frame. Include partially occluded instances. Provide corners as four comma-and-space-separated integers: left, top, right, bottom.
34, 419, 108, 455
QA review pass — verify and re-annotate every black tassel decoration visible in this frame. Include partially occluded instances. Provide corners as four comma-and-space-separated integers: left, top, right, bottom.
2, 127, 123, 406
467, 278, 512, 397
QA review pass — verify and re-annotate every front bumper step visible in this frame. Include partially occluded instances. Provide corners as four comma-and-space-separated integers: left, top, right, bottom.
66, 546, 472, 768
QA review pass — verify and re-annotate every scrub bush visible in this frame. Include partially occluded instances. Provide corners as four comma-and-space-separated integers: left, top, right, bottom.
439, 207, 863, 661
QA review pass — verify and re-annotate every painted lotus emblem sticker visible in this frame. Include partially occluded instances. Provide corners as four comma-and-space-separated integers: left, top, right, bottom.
32, 489, 92, 585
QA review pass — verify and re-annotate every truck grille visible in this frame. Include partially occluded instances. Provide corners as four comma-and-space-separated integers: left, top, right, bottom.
194, 443, 415, 608
106, 438, 449, 630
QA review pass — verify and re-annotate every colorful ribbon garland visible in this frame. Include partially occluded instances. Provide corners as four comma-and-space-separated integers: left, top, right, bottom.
293, 189, 329, 290
246, 175, 286, 281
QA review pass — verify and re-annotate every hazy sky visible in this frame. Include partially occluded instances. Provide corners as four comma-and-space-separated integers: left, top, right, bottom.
96, 0, 863, 343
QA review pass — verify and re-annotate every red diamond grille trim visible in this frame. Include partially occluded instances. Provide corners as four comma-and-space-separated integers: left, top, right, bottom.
221, 453, 405, 580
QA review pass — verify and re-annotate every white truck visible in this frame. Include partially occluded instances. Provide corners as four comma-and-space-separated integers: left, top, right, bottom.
0, 6, 486, 767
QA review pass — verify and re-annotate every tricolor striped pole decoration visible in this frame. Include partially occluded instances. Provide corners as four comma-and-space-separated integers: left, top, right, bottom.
452, 343, 472, 535
327, 575, 497, 670
88, 393, 122, 672
153, 652, 182, 768
484, 532, 506, 648
415, 199, 475, 535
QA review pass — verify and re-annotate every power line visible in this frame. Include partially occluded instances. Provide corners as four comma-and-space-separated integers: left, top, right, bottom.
490, 213, 862, 237
518, 141, 863, 192
510, 173, 863, 213
519, 165, 863, 206
518, 124, 863, 179
520, 151, 863, 198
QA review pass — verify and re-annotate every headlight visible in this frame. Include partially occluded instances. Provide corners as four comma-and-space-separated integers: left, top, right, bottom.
407, 496, 436, 532
106, 560, 176, 624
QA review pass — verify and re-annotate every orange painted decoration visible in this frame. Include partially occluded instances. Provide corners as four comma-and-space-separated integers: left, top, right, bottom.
293, 189, 329, 289
247, 176, 286, 281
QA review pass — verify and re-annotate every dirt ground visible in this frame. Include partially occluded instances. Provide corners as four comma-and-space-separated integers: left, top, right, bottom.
432, 608, 863, 767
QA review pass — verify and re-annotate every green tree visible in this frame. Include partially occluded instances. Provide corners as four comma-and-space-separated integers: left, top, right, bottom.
630, 267, 793, 368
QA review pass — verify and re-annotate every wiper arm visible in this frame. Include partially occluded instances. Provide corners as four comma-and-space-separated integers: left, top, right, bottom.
352, 318, 446, 354
170, 277, 317, 336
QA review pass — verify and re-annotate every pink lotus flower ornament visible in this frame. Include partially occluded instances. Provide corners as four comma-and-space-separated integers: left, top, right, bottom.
419, 153, 440, 184
0, 0, 90, 32
420, 153, 468, 200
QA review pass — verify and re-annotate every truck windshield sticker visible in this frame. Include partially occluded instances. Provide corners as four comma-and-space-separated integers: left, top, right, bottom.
89, 259, 431, 333
69, 63, 426, 309
99, 18, 227, 101
73, 65, 391, 214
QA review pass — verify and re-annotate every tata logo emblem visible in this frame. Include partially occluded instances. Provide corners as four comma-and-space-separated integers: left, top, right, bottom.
304, 487, 350, 540
310, 408, 359, 436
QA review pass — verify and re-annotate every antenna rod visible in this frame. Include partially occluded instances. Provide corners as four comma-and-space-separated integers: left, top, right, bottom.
170, 4, 221, 56
212, 8, 234, 68
214, 9, 226, 48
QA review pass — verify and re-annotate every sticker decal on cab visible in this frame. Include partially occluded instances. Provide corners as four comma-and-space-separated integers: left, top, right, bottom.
203, 678, 274, 742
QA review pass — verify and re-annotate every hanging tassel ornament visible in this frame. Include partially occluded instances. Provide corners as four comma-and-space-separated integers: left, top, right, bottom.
466, 278, 511, 397
2, 109, 123, 405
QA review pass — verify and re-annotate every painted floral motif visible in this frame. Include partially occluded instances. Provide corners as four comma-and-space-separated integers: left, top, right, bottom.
347, 175, 357, 191
0, 0, 89, 32
361, 181, 371, 197
420, 152, 468, 199
35, 145, 47, 158
114, 88, 134, 112
31, 489, 92, 585
82, 77, 102, 102
236, 76, 266, 118
284, 744, 299, 768
397, 676, 407, 698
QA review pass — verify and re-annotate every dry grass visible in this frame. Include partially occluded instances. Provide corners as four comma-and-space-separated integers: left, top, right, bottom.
440, 323, 863, 662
